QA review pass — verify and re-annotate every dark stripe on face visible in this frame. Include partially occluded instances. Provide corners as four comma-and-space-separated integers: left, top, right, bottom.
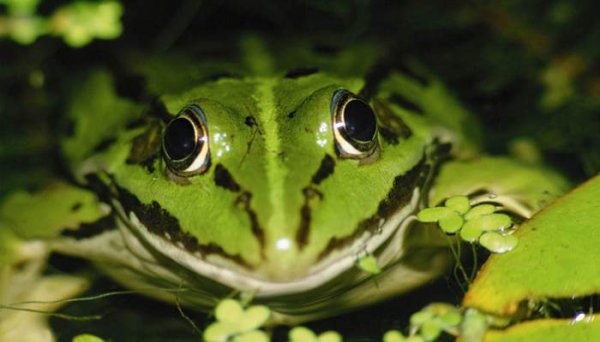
60, 215, 117, 240
214, 164, 242, 192
295, 155, 336, 249
388, 93, 424, 115
235, 191, 266, 257
317, 156, 429, 261
126, 118, 163, 173
296, 187, 323, 249
311, 154, 336, 185
116, 183, 253, 268
373, 98, 413, 146
397, 61, 430, 87
359, 63, 392, 100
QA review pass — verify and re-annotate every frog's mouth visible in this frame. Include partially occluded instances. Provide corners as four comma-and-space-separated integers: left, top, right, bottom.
114, 180, 446, 300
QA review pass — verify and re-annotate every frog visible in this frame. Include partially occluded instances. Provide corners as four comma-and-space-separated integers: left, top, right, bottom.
0, 36, 569, 339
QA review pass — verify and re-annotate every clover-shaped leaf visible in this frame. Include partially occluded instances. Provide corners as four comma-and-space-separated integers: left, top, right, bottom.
439, 214, 464, 233
417, 195, 518, 253
465, 213, 512, 232
464, 204, 496, 220
408, 303, 463, 341
417, 206, 455, 222
203, 299, 271, 342
445, 196, 470, 214
289, 326, 342, 342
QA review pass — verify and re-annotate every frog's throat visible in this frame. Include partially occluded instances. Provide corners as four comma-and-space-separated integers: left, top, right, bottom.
112, 184, 424, 297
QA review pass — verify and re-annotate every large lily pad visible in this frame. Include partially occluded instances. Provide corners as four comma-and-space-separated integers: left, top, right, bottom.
464, 174, 600, 315
484, 316, 600, 341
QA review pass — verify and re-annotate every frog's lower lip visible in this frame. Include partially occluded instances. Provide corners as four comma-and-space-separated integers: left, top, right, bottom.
117, 187, 424, 298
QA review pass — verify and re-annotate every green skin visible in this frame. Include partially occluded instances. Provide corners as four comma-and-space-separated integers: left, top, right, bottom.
0, 37, 569, 332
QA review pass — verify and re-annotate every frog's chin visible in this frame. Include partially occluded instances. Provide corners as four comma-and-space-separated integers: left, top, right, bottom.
115, 187, 441, 299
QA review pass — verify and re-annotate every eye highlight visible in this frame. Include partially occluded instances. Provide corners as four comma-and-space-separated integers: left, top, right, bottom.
331, 89, 378, 158
162, 105, 210, 176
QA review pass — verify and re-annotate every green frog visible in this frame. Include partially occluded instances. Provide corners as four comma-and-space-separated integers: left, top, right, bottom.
0, 37, 568, 339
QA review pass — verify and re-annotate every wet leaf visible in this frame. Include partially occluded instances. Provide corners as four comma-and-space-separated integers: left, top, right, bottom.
484, 315, 600, 341
464, 175, 600, 316
480, 232, 518, 253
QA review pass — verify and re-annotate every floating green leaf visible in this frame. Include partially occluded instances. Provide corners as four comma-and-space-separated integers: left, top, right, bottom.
464, 213, 512, 232
464, 204, 496, 220
72, 334, 105, 342
464, 175, 600, 317
358, 254, 381, 274
289, 326, 342, 342
479, 232, 518, 253
459, 221, 484, 242
445, 195, 471, 214
417, 206, 455, 222
439, 213, 464, 233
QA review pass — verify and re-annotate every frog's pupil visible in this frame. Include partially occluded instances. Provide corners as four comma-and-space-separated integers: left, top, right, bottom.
164, 118, 198, 160
343, 99, 376, 142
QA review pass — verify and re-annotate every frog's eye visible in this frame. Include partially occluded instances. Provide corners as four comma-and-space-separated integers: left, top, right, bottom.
331, 89, 378, 158
162, 105, 210, 176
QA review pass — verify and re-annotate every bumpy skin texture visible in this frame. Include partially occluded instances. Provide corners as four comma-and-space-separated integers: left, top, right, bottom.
0, 37, 568, 327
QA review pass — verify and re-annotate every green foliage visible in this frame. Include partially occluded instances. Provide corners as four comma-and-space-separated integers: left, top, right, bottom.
0, 0, 123, 47
417, 196, 518, 253
203, 299, 270, 342
72, 334, 105, 342
289, 326, 342, 342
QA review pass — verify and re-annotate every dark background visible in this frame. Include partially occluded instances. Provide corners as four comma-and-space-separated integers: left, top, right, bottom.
1, 1, 598, 341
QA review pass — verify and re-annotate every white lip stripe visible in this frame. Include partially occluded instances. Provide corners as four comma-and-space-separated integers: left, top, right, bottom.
113, 187, 421, 298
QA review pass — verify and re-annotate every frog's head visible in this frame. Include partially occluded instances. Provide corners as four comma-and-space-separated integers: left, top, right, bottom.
107, 73, 439, 294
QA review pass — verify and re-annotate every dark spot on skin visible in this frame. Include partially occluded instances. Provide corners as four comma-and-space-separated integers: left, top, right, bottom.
296, 187, 323, 249
317, 157, 428, 261
60, 215, 117, 240
284, 67, 319, 79
288, 110, 296, 119
244, 116, 257, 128
92, 137, 117, 154
372, 98, 413, 145
359, 63, 392, 100
377, 159, 428, 218
388, 93, 424, 115
397, 61, 430, 87
311, 154, 335, 185
116, 185, 253, 268
234, 191, 266, 256
214, 164, 241, 192
125, 117, 148, 130
147, 97, 174, 123
379, 126, 399, 145
71, 202, 83, 212
126, 118, 163, 173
